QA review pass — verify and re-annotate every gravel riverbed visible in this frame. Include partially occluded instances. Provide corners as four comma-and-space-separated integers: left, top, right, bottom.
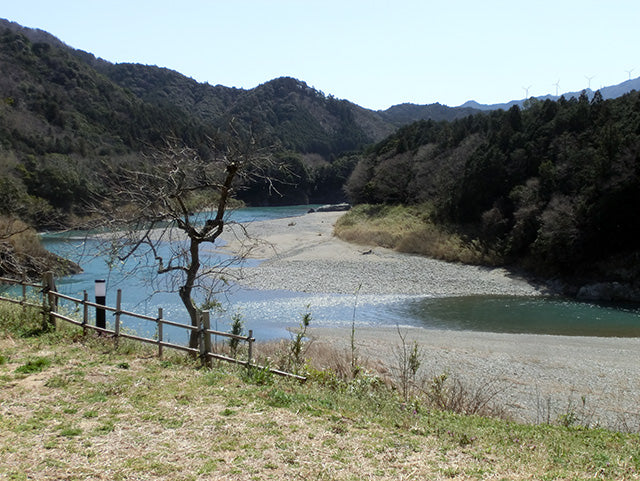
221, 212, 640, 430
223, 211, 544, 297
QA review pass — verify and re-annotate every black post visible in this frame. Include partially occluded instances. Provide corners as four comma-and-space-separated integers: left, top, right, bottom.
95, 279, 106, 329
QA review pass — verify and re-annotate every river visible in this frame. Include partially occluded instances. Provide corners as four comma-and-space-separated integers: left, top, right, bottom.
35, 205, 640, 342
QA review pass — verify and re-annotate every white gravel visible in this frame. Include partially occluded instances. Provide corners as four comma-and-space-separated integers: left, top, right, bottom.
223, 212, 544, 297
311, 326, 640, 431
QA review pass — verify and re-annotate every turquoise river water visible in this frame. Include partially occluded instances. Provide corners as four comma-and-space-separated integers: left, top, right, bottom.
8, 205, 639, 343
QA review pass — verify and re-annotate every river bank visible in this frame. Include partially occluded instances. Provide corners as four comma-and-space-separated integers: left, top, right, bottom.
310, 326, 640, 429
221, 211, 640, 430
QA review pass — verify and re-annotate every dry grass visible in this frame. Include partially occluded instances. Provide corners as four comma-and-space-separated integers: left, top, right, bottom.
3, 303, 640, 480
0, 218, 45, 253
0, 333, 465, 481
0, 216, 79, 279
334, 204, 498, 265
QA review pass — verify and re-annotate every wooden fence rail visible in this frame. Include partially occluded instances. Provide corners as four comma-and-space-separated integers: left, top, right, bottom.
0, 273, 305, 381
0, 276, 43, 311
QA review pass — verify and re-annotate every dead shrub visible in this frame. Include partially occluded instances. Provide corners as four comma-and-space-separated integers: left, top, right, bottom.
0, 217, 57, 278
418, 372, 507, 418
253, 338, 391, 384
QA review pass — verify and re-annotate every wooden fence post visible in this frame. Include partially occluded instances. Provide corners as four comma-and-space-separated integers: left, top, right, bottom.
114, 289, 122, 348
40, 276, 47, 329
157, 308, 164, 359
214, 316, 218, 353
197, 310, 206, 368
42, 272, 56, 331
21, 276, 27, 315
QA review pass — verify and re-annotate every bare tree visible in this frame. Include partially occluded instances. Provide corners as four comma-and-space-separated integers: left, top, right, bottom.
93, 133, 269, 348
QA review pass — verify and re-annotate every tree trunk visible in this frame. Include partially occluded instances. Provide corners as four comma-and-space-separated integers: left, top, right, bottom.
179, 237, 201, 349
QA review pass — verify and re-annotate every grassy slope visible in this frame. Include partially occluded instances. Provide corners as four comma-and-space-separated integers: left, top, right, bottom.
334, 204, 499, 266
1, 304, 640, 480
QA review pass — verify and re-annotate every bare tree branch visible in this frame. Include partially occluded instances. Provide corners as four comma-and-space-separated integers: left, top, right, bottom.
87, 131, 274, 349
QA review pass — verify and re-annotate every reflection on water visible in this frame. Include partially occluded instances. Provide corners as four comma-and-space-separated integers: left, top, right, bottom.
223, 290, 640, 339
398, 295, 640, 337
222, 287, 424, 339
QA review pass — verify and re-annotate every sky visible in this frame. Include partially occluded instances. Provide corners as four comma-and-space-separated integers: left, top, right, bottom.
2, 0, 639, 110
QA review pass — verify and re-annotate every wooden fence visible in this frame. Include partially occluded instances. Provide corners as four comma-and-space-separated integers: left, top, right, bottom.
0, 273, 305, 381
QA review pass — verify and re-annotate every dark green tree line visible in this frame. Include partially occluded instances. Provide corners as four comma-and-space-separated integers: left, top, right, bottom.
346, 92, 640, 281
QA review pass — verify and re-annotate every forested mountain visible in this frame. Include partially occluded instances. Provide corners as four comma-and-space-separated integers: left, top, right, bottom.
346, 91, 640, 284
379, 102, 481, 127
97, 64, 394, 152
0, 25, 222, 228
0, 21, 376, 223
0, 18, 479, 225
2, 18, 640, 289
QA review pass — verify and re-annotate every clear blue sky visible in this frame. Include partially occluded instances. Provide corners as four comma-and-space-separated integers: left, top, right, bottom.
3, 0, 638, 110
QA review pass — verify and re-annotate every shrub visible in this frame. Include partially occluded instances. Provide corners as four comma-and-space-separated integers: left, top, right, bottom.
0, 216, 78, 279
228, 312, 244, 357
334, 204, 495, 264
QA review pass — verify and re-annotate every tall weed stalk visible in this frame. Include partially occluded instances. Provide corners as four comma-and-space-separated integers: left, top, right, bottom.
288, 308, 311, 374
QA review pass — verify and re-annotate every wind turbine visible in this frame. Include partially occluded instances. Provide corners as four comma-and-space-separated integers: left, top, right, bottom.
585, 75, 595, 90
522, 85, 532, 98
625, 68, 634, 80
553, 79, 560, 96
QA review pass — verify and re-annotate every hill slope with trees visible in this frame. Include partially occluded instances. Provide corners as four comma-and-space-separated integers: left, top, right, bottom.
0, 21, 372, 224
0, 25, 220, 228
345, 92, 640, 288
0, 18, 488, 225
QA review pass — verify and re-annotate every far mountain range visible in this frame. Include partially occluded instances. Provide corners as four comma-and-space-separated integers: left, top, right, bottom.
459, 77, 640, 111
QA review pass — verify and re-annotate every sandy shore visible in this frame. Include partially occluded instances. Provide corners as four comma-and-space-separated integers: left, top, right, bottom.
221, 212, 640, 430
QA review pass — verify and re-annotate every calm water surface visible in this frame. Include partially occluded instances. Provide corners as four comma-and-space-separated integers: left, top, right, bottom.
15, 205, 640, 341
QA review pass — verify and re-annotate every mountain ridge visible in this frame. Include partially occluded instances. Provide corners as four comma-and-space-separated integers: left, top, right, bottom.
0, 17, 478, 135
3, 18, 640, 128
458, 77, 640, 111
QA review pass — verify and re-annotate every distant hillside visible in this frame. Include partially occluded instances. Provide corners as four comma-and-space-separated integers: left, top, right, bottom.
0, 19, 487, 145
346, 92, 640, 287
378, 102, 480, 126
0, 20, 388, 221
95, 64, 394, 156
0, 22, 221, 227
0, 18, 495, 221
95, 62, 242, 125
3, 17, 639, 233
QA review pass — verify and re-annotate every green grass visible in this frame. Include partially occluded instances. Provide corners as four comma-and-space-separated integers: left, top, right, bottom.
1, 298, 640, 479
14, 356, 51, 374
